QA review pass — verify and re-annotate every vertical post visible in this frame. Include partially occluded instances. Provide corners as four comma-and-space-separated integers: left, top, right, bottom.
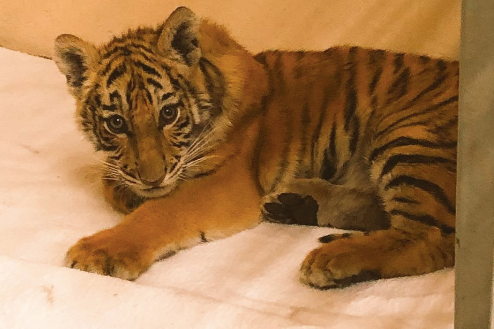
455, 0, 494, 328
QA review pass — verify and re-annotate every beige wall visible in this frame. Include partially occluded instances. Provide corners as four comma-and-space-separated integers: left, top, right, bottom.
0, 0, 460, 59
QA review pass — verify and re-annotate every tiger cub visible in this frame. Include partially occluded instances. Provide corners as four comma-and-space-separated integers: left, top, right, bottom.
54, 6, 457, 288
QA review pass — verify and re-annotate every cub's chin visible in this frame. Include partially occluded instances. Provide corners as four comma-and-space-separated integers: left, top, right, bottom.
133, 183, 177, 199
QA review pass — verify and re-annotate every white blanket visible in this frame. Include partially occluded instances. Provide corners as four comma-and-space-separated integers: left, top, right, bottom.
0, 47, 456, 328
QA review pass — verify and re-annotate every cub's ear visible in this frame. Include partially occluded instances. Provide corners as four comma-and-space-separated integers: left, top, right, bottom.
158, 7, 201, 67
53, 34, 99, 97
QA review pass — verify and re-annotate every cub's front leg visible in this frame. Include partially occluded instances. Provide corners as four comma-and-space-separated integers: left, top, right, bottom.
66, 162, 261, 280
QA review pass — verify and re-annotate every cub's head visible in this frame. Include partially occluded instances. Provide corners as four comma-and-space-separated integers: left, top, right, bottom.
54, 7, 266, 198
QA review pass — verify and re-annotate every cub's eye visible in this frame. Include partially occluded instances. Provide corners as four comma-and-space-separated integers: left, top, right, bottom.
160, 105, 179, 126
105, 115, 128, 134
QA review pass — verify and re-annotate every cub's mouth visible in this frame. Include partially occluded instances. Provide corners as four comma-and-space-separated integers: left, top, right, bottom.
134, 183, 176, 198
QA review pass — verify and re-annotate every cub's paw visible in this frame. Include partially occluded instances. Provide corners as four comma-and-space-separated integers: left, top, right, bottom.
65, 230, 151, 280
299, 238, 381, 289
102, 179, 145, 214
261, 192, 318, 226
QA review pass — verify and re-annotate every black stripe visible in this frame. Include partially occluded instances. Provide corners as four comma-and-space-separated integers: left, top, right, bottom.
273, 52, 285, 91
375, 59, 450, 129
101, 43, 154, 60
170, 139, 189, 147
180, 132, 191, 140
109, 91, 122, 105
392, 197, 420, 204
102, 104, 117, 112
393, 53, 404, 73
161, 92, 174, 102
344, 47, 358, 131
163, 67, 181, 89
125, 79, 135, 110
144, 88, 153, 104
101, 60, 116, 77
106, 63, 127, 87
135, 61, 161, 78
97, 125, 118, 152
254, 52, 268, 65
99, 144, 118, 152
147, 78, 163, 89
99, 133, 116, 148
387, 67, 410, 103
419, 55, 431, 64
390, 210, 455, 234
368, 49, 385, 95
343, 47, 360, 157
320, 124, 337, 180
320, 151, 336, 180
438, 115, 458, 132
177, 116, 191, 130
385, 175, 455, 214
375, 95, 458, 139
129, 43, 154, 55
100, 44, 152, 75
80, 108, 90, 122
93, 94, 102, 107
169, 160, 179, 173
90, 108, 102, 149
134, 50, 155, 65
109, 153, 122, 162
370, 136, 457, 162
410, 59, 448, 103
380, 154, 455, 177
102, 46, 122, 60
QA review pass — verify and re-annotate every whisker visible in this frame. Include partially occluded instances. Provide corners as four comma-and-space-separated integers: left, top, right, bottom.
182, 128, 218, 163
186, 124, 215, 151
183, 155, 221, 169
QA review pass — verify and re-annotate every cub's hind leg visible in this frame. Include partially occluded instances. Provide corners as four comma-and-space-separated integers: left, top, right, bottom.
261, 178, 390, 231
299, 135, 457, 288
300, 227, 454, 288
299, 174, 456, 288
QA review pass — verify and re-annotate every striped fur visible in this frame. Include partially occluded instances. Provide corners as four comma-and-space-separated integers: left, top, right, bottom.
54, 7, 457, 288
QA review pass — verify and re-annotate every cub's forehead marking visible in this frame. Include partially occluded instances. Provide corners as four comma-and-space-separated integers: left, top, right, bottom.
95, 43, 202, 123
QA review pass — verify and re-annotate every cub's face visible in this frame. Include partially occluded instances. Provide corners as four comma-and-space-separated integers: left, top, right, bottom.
79, 53, 214, 198
54, 8, 221, 198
